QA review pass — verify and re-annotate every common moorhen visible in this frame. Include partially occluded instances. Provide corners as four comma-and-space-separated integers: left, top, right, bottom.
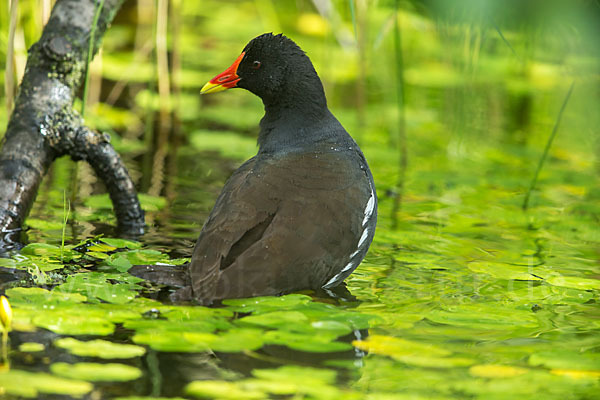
134, 33, 377, 303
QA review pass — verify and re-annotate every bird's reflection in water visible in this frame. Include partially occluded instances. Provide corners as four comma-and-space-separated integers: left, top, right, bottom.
153, 285, 369, 397
156, 329, 369, 397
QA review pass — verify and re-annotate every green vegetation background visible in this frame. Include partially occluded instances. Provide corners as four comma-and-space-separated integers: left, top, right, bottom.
0, 1, 599, 399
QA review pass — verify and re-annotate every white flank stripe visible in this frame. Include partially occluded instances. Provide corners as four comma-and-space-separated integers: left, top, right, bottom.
323, 261, 355, 288
340, 260, 356, 274
362, 192, 375, 226
322, 275, 339, 288
357, 228, 369, 248
322, 186, 375, 289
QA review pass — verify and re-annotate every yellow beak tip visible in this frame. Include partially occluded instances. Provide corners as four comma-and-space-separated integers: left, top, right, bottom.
200, 82, 228, 95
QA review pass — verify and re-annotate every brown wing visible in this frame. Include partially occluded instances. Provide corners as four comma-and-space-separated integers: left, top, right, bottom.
188, 150, 371, 302
188, 157, 274, 300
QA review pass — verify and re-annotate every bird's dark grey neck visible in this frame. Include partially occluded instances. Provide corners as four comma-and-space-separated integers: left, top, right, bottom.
257, 76, 336, 153
262, 73, 328, 118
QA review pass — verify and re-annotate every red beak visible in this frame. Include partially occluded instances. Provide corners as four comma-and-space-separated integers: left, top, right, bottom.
200, 52, 245, 94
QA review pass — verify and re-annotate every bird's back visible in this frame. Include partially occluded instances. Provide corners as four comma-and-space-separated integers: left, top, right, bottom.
189, 140, 376, 302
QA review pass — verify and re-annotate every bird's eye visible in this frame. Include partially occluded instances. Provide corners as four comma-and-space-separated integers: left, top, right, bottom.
252, 60, 261, 70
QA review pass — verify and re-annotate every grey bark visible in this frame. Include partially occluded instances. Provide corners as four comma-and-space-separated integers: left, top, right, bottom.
0, 0, 145, 248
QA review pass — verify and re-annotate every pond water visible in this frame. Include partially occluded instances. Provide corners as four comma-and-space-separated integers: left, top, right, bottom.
1, 94, 599, 399
1, 1, 600, 399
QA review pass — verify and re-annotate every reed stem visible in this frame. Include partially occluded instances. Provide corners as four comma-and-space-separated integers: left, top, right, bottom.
349, 0, 357, 41
391, 0, 407, 230
5, 0, 19, 114
81, 0, 106, 117
522, 82, 575, 210
149, 0, 171, 196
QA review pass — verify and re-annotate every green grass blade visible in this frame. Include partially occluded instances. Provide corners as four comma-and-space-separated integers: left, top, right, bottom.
61, 190, 71, 262
349, 0, 357, 42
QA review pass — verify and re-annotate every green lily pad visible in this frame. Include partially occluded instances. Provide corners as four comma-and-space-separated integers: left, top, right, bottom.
237, 311, 309, 329
506, 285, 594, 305
185, 365, 345, 400
127, 317, 225, 352
101, 237, 143, 249
130, 323, 256, 353
249, 365, 343, 398
295, 303, 381, 330
33, 312, 115, 335
124, 317, 223, 334
20, 243, 63, 257
310, 320, 354, 336
163, 305, 234, 320
185, 380, 265, 400
5, 254, 67, 272
353, 335, 451, 359
18, 342, 45, 352
87, 251, 110, 259
529, 350, 600, 371
0, 369, 92, 398
183, 328, 264, 352
546, 275, 600, 290
470, 364, 529, 378
115, 397, 187, 400
54, 272, 140, 304
54, 337, 146, 359
103, 254, 133, 272
123, 249, 171, 265
263, 330, 352, 353
468, 262, 544, 281
132, 331, 210, 353
236, 306, 371, 336
426, 304, 539, 330
222, 294, 312, 312
50, 362, 143, 382
86, 242, 117, 253
395, 355, 476, 368
6, 287, 87, 305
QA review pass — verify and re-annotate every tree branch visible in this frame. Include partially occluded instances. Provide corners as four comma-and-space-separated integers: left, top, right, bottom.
0, 0, 144, 248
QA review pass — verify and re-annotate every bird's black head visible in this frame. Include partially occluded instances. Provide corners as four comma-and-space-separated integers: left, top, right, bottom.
201, 33, 326, 109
